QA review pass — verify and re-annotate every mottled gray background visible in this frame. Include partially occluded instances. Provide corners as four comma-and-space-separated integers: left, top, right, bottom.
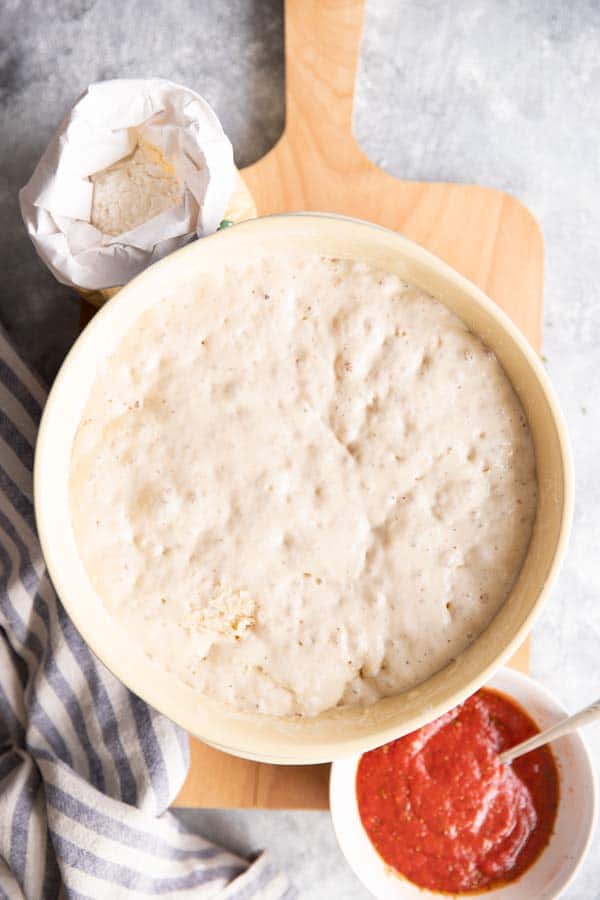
1, 0, 599, 897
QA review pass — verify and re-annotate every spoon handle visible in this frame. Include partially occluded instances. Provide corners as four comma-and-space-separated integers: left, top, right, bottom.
499, 697, 600, 764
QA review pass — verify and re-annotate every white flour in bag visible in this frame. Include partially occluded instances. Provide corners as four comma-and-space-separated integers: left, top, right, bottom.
91, 136, 184, 236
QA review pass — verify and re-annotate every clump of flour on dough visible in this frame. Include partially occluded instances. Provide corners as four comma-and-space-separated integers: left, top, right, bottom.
91, 134, 183, 236
192, 585, 256, 641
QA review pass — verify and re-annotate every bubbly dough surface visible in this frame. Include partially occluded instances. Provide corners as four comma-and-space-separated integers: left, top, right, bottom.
90, 135, 183, 236
70, 256, 537, 716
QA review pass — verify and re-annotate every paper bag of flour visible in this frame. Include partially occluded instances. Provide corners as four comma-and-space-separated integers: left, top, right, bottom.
20, 78, 255, 305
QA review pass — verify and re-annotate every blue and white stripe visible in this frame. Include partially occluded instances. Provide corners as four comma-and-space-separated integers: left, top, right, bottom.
0, 328, 294, 899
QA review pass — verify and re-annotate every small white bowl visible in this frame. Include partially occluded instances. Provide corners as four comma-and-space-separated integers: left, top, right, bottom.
330, 667, 597, 900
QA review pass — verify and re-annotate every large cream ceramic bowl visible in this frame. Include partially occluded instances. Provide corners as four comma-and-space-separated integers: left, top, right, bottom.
34, 214, 573, 764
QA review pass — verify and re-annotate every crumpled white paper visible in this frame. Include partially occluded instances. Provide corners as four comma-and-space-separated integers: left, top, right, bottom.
20, 78, 235, 290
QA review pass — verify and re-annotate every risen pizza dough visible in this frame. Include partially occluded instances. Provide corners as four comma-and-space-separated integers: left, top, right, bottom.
70, 255, 537, 715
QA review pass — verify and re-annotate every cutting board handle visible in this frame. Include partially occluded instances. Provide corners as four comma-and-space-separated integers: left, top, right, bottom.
283, 0, 366, 156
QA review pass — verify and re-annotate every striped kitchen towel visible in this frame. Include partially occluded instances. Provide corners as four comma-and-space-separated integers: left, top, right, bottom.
0, 325, 295, 900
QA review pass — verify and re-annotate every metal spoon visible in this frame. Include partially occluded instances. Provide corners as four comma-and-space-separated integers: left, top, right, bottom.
499, 697, 600, 765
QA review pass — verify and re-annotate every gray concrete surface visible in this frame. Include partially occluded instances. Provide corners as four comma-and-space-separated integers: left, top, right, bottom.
1, 1, 599, 897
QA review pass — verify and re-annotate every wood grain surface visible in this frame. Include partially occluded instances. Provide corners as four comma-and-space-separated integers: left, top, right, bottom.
82, 0, 544, 810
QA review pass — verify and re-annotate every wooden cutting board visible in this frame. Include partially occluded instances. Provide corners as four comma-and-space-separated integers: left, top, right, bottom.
82, 0, 543, 810
173, 0, 543, 810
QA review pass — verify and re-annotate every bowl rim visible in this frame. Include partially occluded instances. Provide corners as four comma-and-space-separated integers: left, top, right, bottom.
330, 666, 598, 900
34, 213, 574, 762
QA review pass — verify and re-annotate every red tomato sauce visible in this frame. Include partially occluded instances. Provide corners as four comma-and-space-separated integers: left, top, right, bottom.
356, 688, 559, 894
